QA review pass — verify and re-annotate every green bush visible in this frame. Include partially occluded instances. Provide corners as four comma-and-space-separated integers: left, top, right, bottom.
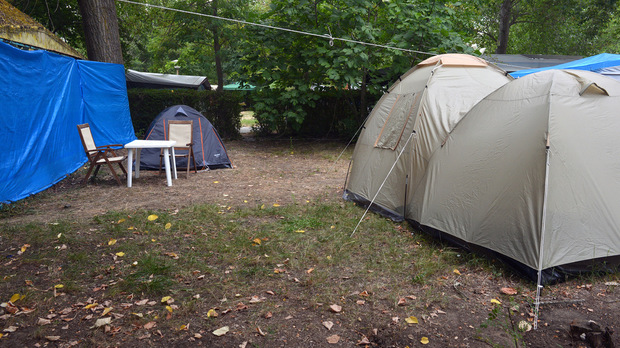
127, 89, 242, 139
251, 87, 380, 139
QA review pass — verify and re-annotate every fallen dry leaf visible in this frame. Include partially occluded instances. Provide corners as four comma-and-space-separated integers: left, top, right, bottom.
358, 336, 371, 345
397, 297, 407, 306
256, 326, 266, 336
37, 318, 52, 325
143, 321, 156, 330
405, 316, 419, 324
147, 214, 158, 221
194, 333, 202, 339
421, 336, 429, 344
323, 321, 334, 330
500, 287, 518, 295
327, 334, 340, 344
207, 309, 218, 317
91, 317, 111, 329
212, 326, 229, 336
329, 304, 342, 313
45, 336, 61, 341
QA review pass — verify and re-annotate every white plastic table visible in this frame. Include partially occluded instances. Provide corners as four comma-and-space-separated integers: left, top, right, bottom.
125, 140, 177, 187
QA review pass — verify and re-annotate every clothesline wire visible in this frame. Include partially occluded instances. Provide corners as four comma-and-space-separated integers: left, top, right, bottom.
115, 0, 436, 56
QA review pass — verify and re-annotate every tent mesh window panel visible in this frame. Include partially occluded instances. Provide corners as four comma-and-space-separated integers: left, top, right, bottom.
374, 93, 418, 150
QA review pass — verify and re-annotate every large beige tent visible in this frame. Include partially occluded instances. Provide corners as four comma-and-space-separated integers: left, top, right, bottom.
412, 69, 620, 283
344, 54, 512, 220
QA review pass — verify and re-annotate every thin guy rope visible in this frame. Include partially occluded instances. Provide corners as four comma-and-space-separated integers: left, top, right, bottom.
116, 0, 436, 56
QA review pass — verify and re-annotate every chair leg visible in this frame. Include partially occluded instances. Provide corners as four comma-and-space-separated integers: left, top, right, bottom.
186, 153, 190, 179
191, 148, 198, 173
83, 163, 98, 186
105, 160, 123, 186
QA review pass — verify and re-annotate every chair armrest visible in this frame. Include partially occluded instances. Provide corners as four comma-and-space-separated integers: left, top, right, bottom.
95, 144, 124, 150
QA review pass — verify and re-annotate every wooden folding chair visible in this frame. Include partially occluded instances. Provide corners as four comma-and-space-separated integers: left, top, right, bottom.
160, 120, 197, 178
77, 123, 127, 185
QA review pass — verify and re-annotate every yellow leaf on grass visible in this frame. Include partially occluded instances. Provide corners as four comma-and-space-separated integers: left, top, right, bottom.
147, 214, 158, 221
117, 218, 126, 223
165, 223, 172, 229
102, 307, 113, 316
108, 239, 117, 246
161, 296, 172, 304
453, 269, 461, 275
405, 316, 419, 324
253, 238, 262, 245
295, 230, 305, 233
152, 239, 156, 242
491, 299, 502, 305
421, 337, 429, 344
21, 244, 30, 253
213, 181, 219, 184
273, 203, 280, 207
166, 305, 173, 313
207, 309, 218, 317
54, 284, 64, 289
115, 252, 125, 257
0, 333, 3, 339
260, 204, 265, 209
84, 303, 98, 309
9, 294, 20, 303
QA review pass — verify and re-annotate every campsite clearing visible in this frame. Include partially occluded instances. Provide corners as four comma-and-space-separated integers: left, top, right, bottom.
1, 138, 619, 347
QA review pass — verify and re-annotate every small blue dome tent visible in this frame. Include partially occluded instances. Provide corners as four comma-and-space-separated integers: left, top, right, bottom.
140, 105, 232, 170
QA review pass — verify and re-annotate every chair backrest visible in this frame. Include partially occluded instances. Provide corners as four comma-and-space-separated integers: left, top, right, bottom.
168, 120, 193, 149
77, 123, 97, 155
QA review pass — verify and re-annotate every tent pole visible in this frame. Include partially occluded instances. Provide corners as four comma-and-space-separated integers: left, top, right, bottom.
350, 130, 416, 237
535, 132, 551, 330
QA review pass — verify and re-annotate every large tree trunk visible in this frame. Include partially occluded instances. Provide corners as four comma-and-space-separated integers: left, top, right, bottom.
211, 0, 224, 92
495, 0, 513, 54
77, 0, 124, 64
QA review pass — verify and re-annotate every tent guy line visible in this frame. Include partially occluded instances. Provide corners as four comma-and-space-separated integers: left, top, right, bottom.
350, 130, 416, 238
115, 0, 436, 56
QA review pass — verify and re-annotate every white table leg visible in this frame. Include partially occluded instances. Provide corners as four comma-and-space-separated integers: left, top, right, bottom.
163, 148, 172, 186
127, 148, 134, 188
135, 148, 141, 178
171, 147, 178, 179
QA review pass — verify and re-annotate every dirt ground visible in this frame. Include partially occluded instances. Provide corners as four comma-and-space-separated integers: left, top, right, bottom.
6, 137, 347, 225
2, 136, 619, 347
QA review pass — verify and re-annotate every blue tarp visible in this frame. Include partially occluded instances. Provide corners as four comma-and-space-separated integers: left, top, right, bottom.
510, 53, 620, 78
0, 41, 136, 203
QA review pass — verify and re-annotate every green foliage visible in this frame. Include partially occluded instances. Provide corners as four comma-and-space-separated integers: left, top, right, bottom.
239, 0, 473, 133
251, 88, 379, 138
461, 0, 619, 55
127, 89, 242, 139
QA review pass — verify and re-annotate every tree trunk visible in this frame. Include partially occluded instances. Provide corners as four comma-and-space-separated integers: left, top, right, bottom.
77, 0, 124, 64
495, 0, 513, 54
211, 0, 224, 92
360, 67, 368, 122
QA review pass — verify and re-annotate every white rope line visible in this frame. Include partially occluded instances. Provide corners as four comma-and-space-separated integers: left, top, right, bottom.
116, 0, 436, 56
350, 130, 416, 237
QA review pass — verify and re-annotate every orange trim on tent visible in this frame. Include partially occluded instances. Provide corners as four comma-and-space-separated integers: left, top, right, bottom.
199, 118, 205, 166
212, 128, 233, 167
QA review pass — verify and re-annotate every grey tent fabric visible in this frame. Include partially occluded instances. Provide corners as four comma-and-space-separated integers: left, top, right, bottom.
344, 54, 512, 221
140, 105, 232, 170
126, 69, 211, 90
411, 70, 620, 282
